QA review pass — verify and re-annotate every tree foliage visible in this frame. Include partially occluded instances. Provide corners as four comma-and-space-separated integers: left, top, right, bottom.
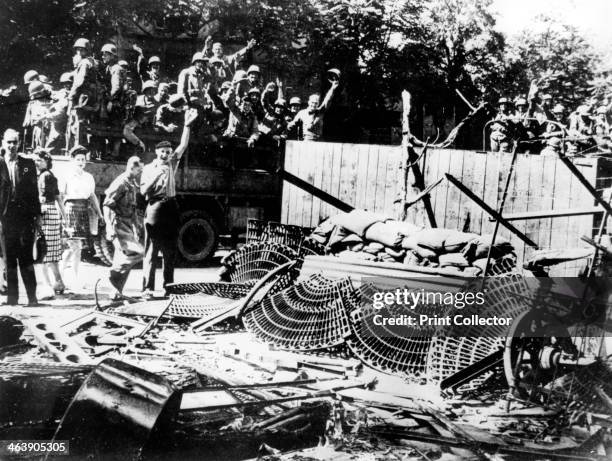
0, 0, 605, 142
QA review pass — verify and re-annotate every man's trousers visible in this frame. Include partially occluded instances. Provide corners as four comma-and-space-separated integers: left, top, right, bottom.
142, 198, 179, 292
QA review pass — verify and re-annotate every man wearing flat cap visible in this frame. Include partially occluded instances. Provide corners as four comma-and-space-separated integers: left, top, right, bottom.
140, 108, 198, 299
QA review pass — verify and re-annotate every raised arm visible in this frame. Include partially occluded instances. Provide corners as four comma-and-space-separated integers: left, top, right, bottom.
174, 108, 199, 161
318, 80, 339, 112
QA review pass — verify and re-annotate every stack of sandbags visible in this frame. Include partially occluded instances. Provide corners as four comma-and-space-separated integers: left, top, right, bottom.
307, 210, 516, 275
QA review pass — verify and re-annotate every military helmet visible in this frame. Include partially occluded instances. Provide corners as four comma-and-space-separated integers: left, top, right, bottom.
191, 52, 207, 64
289, 96, 302, 106
28, 81, 48, 99
247, 64, 261, 75
73, 38, 90, 49
326, 68, 341, 80
148, 56, 161, 66
59, 72, 74, 83
118, 60, 129, 68
552, 104, 565, 113
220, 81, 232, 90
541, 94, 552, 100
233, 70, 249, 82
23, 70, 39, 84
247, 87, 261, 95
515, 97, 527, 106
498, 97, 508, 104
101, 43, 117, 55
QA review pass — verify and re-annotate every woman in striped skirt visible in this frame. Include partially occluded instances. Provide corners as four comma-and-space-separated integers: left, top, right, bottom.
59, 145, 103, 291
34, 149, 66, 299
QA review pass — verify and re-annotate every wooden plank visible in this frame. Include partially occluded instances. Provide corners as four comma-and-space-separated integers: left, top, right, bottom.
548, 155, 573, 276
282, 141, 299, 225
426, 148, 443, 226
457, 150, 475, 232
490, 207, 603, 221
470, 152, 488, 234
495, 152, 514, 243
434, 150, 452, 229
444, 149, 465, 230
328, 142, 344, 219
537, 156, 557, 251
509, 153, 531, 271
481, 152, 501, 236
308, 142, 326, 227
338, 143, 359, 211
364, 145, 380, 213
297, 142, 314, 227
374, 145, 390, 213
353, 144, 371, 210
318, 141, 335, 222
521, 155, 544, 263
383, 146, 402, 218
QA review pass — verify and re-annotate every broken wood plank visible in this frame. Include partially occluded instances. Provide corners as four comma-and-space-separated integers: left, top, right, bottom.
488, 207, 604, 221
445, 173, 538, 248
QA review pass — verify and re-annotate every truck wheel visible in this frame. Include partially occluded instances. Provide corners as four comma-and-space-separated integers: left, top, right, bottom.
177, 210, 218, 264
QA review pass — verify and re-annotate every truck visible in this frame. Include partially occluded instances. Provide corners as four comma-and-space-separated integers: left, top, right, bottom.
52, 126, 284, 265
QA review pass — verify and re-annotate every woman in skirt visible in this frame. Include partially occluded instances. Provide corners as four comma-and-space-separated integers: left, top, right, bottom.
34, 149, 66, 299
59, 145, 103, 290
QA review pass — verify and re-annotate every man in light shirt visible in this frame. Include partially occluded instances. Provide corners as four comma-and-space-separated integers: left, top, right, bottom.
140, 108, 198, 299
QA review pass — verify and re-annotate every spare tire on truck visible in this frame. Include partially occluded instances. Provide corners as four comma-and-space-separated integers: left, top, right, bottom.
177, 210, 218, 264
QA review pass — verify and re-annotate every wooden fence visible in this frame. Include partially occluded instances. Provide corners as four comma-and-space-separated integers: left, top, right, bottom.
281, 141, 612, 275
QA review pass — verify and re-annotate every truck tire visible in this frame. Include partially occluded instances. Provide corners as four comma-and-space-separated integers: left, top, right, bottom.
177, 210, 218, 264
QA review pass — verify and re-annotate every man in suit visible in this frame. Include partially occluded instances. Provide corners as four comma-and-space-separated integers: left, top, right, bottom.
1, 129, 40, 305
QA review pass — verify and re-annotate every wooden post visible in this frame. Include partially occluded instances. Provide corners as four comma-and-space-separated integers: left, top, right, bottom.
400, 90, 437, 227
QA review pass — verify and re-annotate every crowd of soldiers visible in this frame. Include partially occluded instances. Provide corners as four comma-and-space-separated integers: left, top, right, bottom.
22, 36, 341, 159
489, 90, 612, 156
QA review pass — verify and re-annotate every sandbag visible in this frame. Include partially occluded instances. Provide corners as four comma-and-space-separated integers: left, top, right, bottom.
364, 222, 403, 248
331, 210, 390, 237
438, 252, 469, 268
412, 228, 478, 253
337, 250, 376, 261
362, 242, 385, 254
381, 220, 424, 238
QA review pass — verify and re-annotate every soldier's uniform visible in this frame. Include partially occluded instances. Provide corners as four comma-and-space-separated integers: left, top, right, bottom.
102, 62, 126, 127
103, 170, 143, 296
177, 53, 210, 106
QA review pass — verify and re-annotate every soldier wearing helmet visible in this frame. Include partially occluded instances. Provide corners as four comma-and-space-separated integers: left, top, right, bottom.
208, 56, 233, 86
489, 97, 514, 153
26, 81, 53, 149
203, 36, 257, 72
259, 81, 287, 141
567, 105, 595, 154
542, 104, 567, 141
133, 44, 166, 86
135, 80, 159, 128
69, 37, 100, 140
101, 43, 126, 151
44, 74, 73, 154
177, 52, 210, 106
223, 81, 260, 148
286, 97, 303, 140
246, 64, 262, 91
287, 74, 340, 142
23, 70, 39, 85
